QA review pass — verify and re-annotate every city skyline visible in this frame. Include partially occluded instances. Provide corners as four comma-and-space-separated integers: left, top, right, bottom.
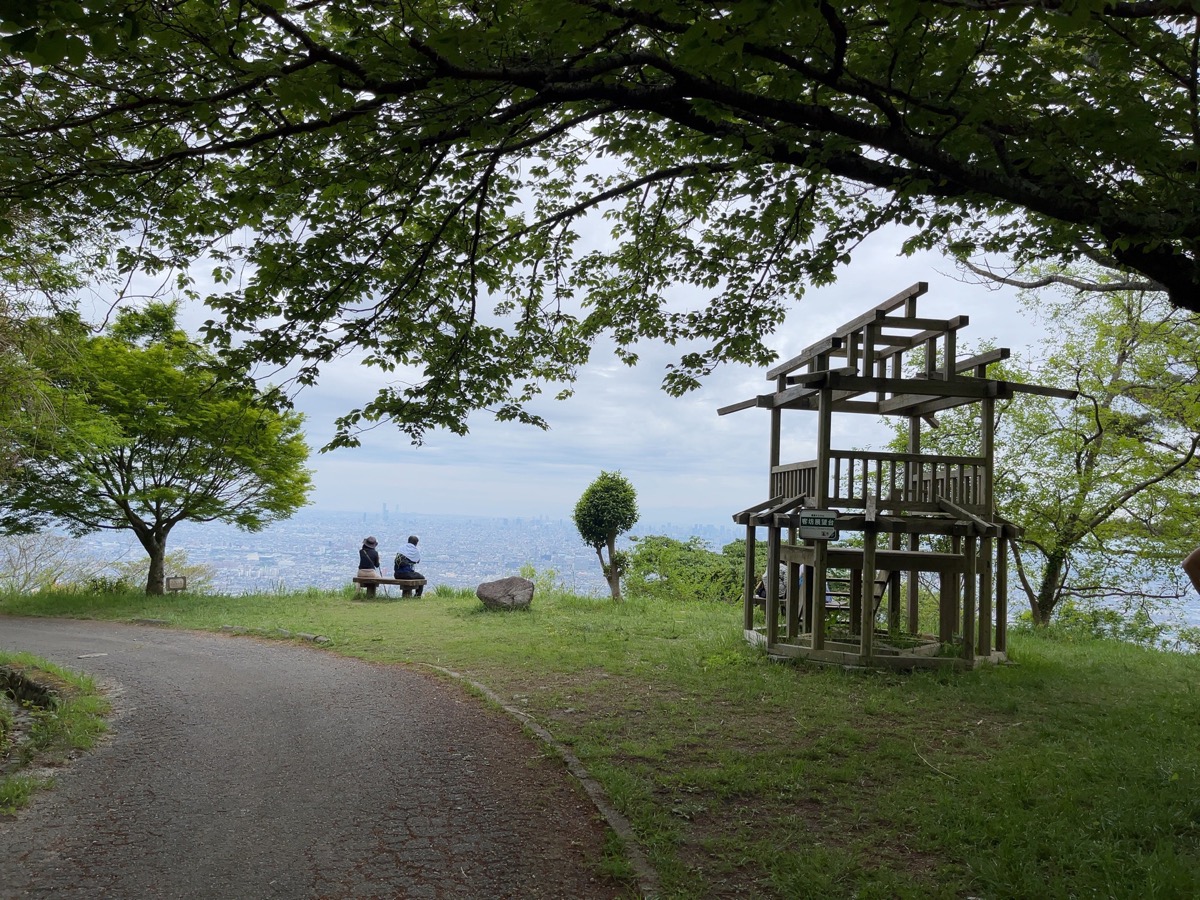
80, 507, 745, 597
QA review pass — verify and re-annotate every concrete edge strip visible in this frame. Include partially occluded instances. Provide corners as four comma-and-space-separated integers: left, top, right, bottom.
420, 663, 660, 900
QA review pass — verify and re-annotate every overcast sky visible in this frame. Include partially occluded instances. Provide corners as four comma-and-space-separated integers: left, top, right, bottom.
252, 230, 1042, 528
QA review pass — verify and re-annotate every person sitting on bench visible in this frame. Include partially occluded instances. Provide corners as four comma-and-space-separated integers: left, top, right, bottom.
394, 535, 425, 596
357, 536, 381, 579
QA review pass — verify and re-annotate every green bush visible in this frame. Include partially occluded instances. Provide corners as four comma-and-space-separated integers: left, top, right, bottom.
82, 575, 135, 594
625, 535, 742, 603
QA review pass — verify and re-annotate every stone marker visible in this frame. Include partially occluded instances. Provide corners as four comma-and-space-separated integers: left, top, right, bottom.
476, 576, 534, 611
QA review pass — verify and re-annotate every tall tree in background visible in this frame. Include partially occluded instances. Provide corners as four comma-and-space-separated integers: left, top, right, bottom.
0, 303, 313, 594
1, 2, 1198, 444
892, 276, 1200, 627
573, 470, 639, 601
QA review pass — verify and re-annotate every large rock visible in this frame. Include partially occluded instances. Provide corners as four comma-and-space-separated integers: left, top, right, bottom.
476, 576, 534, 611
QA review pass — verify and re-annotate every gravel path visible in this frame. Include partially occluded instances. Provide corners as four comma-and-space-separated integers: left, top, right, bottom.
0, 618, 625, 899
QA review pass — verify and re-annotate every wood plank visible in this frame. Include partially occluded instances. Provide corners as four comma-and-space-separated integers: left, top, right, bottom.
826, 372, 993, 400
717, 396, 760, 416
766, 336, 845, 379
732, 495, 786, 524
784, 366, 857, 386
764, 283, 928, 378
1005, 381, 1080, 400
876, 393, 989, 417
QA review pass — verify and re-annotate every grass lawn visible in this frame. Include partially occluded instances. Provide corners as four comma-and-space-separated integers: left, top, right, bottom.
3, 581, 1199, 898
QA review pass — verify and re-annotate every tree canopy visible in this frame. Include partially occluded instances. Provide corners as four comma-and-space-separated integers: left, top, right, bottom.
2, 1, 1197, 441
0, 302, 313, 594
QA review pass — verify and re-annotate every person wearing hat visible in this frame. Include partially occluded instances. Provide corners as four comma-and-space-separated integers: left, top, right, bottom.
394, 535, 424, 596
357, 536, 381, 578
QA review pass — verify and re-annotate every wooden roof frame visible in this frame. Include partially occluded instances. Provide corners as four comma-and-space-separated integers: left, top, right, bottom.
719, 282, 1075, 420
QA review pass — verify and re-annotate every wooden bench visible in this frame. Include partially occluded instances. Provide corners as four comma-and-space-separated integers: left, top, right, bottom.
351, 576, 427, 599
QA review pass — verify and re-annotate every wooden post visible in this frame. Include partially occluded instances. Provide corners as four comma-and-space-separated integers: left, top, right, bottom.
978, 535, 994, 657
997, 533, 1010, 653
980, 393, 998, 658
743, 523, 757, 632
906, 414, 921, 633
813, 542, 828, 651
888, 531, 902, 633
786, 559, 801, 639
766, 524, 782, 648
861, 529, 876, 662
939, 574, 954, 643
770, 374, 784, 486
812, 387, 833, 651
963, 535, 977, 664
803, 564, 814, 636
951, 534, 962, 634
850, 567, 863, 635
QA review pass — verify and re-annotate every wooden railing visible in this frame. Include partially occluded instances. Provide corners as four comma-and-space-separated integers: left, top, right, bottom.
771, 450, 989, 514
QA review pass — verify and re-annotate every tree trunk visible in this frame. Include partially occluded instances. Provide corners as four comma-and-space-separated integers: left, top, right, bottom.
1030, 552, 1066, 626
145, 543, 166, 595
131, 524, 170, 596
598, 539, 622, 601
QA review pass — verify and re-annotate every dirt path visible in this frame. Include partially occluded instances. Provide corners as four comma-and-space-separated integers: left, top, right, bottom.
0, 618, 626, 899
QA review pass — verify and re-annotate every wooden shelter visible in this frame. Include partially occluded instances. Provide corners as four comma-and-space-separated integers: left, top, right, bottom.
720, 283, 1075, 669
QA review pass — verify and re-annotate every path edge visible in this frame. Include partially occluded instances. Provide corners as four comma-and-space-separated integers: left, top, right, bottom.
420, 663, 660, 900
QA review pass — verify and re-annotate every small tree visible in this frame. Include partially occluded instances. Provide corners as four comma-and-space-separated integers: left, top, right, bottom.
0, 303, 313, 594
572, 471, 639, 601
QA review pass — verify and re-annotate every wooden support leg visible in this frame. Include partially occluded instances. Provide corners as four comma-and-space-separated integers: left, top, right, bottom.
887, 532, 902, 633
813, 542, 828, 651
766, 526, 782, 648
906, 533, 919, 633
802, 565, 814, 637
786, 560, 801, 640
850, 568, 863, 635
978, 536, 994, 657
963, 536, 977, 664
743, 524, 757, 632
939, 576, 954, 644
997, 534, 1010, 654
861, 530, 876, 662
365, 583, 377, 599
951, 535, 962, 634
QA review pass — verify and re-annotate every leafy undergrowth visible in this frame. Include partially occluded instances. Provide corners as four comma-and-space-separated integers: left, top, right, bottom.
3, 586, 1199, 896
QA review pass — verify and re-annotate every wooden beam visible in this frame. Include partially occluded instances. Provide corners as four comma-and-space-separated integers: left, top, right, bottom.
766, 336, 846, 379
732, 495, 786, 524
828, 373, 994, 400
1003, 381, 1080, 401
710, 398, 758, 420
877, 393, 989, 417
717, 396, 760, 416
765, 283, 928, 378
936, 497, 997, 534
784, 366, 857, 386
